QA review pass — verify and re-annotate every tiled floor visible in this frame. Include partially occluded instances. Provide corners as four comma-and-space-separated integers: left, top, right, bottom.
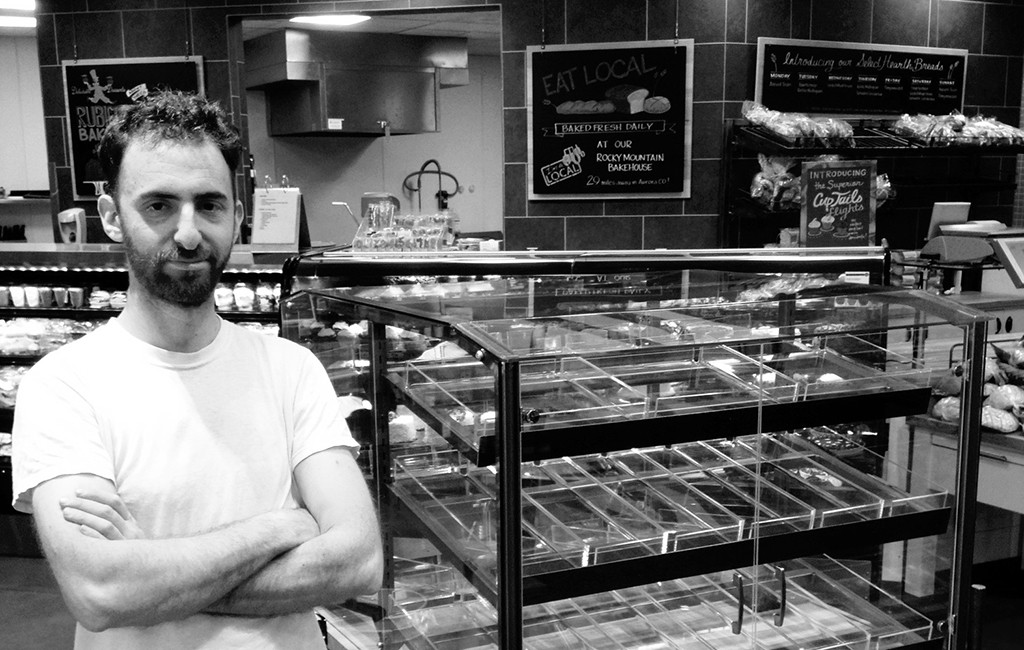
0, 554, 1020, 649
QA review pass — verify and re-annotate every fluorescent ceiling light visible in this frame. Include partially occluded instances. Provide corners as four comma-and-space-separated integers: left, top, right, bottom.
0, 15, 35, 27
289, 14, 370, 27
0, 1, 35, 11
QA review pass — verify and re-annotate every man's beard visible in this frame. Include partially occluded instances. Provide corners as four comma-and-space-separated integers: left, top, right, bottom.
123, 232, 230, 308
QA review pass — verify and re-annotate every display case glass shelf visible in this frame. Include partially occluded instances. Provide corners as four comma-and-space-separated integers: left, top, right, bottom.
390, 433, 950, 606
281, 249, 987, 650
332, 553, 939, 650
388, 333, 933, 465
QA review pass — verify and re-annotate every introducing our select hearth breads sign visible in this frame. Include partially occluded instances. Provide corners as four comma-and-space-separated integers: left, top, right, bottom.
755, 38, 967, 117
526, 40, 693, 200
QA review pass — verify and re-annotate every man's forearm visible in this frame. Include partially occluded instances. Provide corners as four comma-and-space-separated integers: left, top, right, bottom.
36, 503, 318, 631
205, 524, 383, 616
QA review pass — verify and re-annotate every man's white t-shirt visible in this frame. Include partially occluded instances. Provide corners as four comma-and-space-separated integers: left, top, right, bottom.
12, 317, 358, 649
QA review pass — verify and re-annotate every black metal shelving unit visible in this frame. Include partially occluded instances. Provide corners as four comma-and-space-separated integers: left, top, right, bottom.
722, 119, 1024, 249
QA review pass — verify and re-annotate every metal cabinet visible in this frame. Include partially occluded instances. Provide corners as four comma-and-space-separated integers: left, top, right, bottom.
281, 248, 987, 650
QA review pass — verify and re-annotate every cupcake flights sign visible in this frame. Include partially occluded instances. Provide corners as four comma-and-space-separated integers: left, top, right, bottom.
799, 160, 877, 247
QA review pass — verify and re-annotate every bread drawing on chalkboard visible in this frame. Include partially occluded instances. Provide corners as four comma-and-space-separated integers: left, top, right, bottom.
551, 85, 671, 115
554, 99, 616, 114
606, 84, 649, 113
643, 96, 671, 114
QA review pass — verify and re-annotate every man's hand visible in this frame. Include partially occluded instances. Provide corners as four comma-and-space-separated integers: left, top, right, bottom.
60, 488, 145, 541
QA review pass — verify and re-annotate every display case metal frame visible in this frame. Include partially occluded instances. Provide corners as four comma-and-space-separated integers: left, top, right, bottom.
283, 248, 988, 650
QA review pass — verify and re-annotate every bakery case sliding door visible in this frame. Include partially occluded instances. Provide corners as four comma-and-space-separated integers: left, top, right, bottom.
281, 260, 986, 650
737, 288, 985, 650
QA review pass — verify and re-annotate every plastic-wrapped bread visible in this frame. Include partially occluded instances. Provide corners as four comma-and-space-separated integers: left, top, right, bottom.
214, 283, 234, 309
233, 283, 255, 310
938, 396, 1022, 432
984, 384, 1024, 411
982, 405, 1019, 433
932, 396, 960, 421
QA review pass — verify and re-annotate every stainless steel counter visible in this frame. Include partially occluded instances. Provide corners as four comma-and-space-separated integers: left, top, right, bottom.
0, 242, 286, 271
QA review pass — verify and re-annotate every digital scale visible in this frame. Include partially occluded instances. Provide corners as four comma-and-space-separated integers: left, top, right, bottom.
990, 236, 1024, 289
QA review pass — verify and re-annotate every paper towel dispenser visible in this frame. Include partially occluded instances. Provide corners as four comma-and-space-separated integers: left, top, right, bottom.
244, 29, 468, 136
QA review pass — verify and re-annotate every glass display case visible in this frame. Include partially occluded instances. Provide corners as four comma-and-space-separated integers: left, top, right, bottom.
281, 248, 987, 650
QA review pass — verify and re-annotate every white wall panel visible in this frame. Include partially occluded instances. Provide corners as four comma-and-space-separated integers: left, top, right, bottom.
0, 36, 47, 191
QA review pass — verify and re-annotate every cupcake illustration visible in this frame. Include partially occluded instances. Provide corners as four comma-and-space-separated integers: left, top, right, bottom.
834, 215, 849, 238
807, 218, 822, 236
820, 215, 835, 232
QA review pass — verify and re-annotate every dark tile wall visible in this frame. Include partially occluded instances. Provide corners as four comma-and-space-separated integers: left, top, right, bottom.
33, 0, 1024, 251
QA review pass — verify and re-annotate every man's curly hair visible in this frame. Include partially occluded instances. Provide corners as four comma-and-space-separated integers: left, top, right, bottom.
98, 90, 242, 197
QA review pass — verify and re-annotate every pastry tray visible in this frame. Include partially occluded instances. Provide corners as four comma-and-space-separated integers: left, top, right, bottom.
364, 555, 938, 650
389, 434, 951, 606
388, 339, 932, 465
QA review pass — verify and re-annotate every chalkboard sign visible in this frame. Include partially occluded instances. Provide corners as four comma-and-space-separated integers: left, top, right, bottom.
800, 160, 877, 247
63, 57, 204, 201
756, 38, 966, 117
527, 40, 693, 200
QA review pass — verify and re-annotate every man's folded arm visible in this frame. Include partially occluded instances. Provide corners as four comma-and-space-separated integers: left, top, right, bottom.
205, 447, 384, 616
31, 473, 319, 632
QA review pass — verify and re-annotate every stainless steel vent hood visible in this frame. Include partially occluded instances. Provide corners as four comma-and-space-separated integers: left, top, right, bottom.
244, 29, 469, 136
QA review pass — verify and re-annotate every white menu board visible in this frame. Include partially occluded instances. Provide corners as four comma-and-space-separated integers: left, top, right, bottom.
251, 187, 301, 252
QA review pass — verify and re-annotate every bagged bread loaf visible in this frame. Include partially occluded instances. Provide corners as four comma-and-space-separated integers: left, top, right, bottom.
932, 396, 960, 421
983, 406, 1019, 433
984, 384, 1024, 411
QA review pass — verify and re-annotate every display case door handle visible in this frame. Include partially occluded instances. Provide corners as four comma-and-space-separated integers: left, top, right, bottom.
995, 317, 1003, 334
731, 572, 745, 634
773, 565, 787, 626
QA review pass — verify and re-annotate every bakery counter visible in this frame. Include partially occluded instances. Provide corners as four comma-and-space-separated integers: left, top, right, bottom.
947, 290, 1024, 338
0, 242, 284, 270
903, 287, 1024, 520
0, 245, 285, 330
909, 415, 1024, 516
